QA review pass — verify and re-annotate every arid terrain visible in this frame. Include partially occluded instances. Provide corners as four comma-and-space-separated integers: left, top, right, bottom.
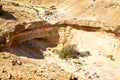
0, 0, 120, 80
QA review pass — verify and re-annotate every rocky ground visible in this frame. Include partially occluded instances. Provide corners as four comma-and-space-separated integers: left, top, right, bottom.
0, 0, 120, 80
0, 1, 75, 80
0, 52, 73, 80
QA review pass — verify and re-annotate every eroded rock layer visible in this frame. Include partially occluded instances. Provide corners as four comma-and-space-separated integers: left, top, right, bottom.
0, 0, 120, 80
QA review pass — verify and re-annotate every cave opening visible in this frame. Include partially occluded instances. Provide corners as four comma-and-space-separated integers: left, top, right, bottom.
5, 26, 60, 59
10, 37, 58, 59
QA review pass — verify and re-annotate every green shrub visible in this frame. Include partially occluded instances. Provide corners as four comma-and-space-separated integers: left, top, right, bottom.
59, 44, 79, 59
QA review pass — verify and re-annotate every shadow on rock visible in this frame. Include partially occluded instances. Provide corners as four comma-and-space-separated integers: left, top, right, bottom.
0, 10, 17, 20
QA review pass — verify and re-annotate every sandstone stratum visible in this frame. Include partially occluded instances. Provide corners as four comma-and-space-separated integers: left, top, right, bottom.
0, 0, 120, 80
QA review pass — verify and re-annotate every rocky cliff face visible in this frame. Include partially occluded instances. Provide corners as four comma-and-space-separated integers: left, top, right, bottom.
0, 0, 120, 80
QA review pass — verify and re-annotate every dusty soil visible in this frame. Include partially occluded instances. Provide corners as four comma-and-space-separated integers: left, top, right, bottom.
0, 52, 72, 80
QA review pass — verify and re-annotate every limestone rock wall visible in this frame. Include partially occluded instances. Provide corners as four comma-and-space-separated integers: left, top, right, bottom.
58, 26, 120, 56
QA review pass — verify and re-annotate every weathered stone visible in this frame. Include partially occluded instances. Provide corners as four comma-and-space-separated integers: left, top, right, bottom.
69, 75, 78, 80
0, 0, 120, 80
7, 74, 13, 79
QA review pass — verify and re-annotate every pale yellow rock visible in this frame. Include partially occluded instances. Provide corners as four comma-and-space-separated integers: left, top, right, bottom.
0, 0, 120, 80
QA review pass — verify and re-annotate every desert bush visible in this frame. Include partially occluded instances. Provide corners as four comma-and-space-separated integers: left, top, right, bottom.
11, 3, 19, 6
59, 44, 79, 59
44, 10, 53, 16
79, 51, 91, 57
50, 6, 56, 10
